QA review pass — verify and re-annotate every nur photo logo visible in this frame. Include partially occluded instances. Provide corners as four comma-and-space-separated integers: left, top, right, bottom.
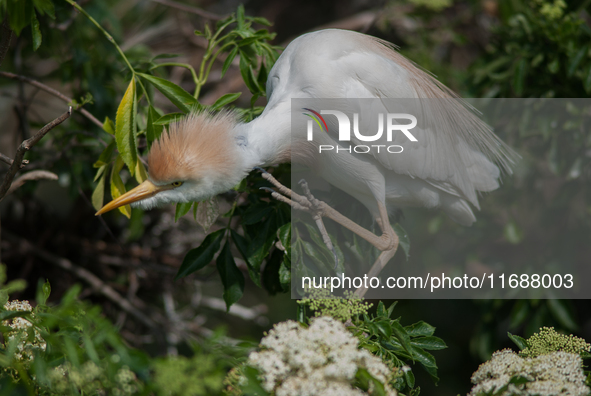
303, 108, 418, 153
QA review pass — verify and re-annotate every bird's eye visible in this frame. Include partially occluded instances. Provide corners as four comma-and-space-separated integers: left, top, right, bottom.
171, 181, 183, 187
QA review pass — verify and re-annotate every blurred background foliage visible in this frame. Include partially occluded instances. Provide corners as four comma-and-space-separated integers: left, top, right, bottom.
0, 0, 590, 395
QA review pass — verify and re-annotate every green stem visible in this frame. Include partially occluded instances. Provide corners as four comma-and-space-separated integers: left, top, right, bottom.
65, 0, 135, 75
135, 77, 152, 107
152, 62, 200, 97
206, 42, 234, 79
210, 19, 235, 45
195, 42, 235, 99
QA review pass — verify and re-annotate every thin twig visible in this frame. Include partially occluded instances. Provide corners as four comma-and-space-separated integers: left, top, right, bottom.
5, 232, 159, 330
200, 296, 267, 322
0, 71, 103, 128
0, 152, 28, 167
150, 0, 225, 20
0, 17, 13, 67
0, 108, 71, 202
6, 170, 58, 196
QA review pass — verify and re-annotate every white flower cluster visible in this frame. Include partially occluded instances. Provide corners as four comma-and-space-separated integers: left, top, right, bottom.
48, 361, 139, 396
247, 316, 397, 396
2, 300, 46, 363
469, 349, 590, 396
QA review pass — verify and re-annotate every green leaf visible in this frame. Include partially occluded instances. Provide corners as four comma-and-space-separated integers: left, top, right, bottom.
146, 106, 164, 149
3, 279, 27, 295
32, 0, 55, 18
262, 248, 284, 295
507, 332, 528, 351
242, 366, 270, 396
30, 12, 42, 51
405, 321, 436, 337
278, 222, 291, 256
239, 55, 262, 95
257, 60, 268, 89
568, 46, 587, 77
231, 229, 262, 287
174, 202, 193, 222
509, 300, 530, 329
195, 197, 219, 232
35, 279, 51, 306
278, 259, 290, 292
93, 165, 107, 185
115, 78, 137, 176
391, 320, 413, 357
134, 159, 148, 184
221, 46, 239, 78
0, 310, 32, 322
216, 241, 245, 310
393, 223, 410, 260
411, 336, 447, 350
236, 4, 245, 29
211, 92, 241, 110
386, 301, 398, 318
355, 368, 386, 396
91, 170, 107, 211
137, 73, 198, 113
503, 220, 523, 244
251, 17, 272, 26
93, 139, 116, 168
409, 345, 439, 383
403, 366, 415, 389
110, 158, 131, 218
103, 116, 115, 135
7, 0, 34, 36
302, 222, 344, 273
547, 299, 578, 331
374, 319, 393, 339
245, 214, 278, 274
153, 112, 185, 125
512, 59, 527, 96
509, 375, 532, 385
175, 229, 224, 279
242, 202, 273, 225
548, 58, 560, 74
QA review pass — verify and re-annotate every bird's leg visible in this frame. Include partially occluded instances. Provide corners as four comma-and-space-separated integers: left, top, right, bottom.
299, 180, 338, 268
257, 168, 338, 267
257, 168, 398, 261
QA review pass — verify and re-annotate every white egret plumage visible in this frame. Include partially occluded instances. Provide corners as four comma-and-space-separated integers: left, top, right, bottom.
96, 29, 515, 290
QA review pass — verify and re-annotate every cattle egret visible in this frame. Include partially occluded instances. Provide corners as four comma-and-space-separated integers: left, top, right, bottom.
96, 29, 515, 290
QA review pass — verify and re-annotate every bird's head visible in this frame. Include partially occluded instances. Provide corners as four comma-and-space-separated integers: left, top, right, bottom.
96, 112, 246, 215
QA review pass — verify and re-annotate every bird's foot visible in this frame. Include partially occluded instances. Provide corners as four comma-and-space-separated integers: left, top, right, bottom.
256, 168, 338, 269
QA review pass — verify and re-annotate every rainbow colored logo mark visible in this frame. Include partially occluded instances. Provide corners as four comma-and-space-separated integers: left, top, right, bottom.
303, 108, 329, 134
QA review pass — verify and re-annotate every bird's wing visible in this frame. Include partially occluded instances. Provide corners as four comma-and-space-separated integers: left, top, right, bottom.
313, 32, 515, 205
363, 42, 515, 205
265, 30, 517, 205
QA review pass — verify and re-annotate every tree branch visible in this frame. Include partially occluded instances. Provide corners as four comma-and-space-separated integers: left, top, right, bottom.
5, 232, 159, 330
0, 71, 103, 129
0, 17, 13, 67
0, 152, 28, 167
150, 0, 225, 20
6, 170, 58, 196
0, 108, 71, 202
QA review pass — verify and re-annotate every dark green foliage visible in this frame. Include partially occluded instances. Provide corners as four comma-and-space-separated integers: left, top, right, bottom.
0, 269, 244, 396
471, 0, 591, 97
299, 297, 446, 395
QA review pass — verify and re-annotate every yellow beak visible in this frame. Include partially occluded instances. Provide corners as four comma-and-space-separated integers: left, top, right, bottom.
95, 179, 163, 216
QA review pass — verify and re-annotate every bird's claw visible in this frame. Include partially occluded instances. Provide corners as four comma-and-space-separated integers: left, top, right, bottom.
254, 166, 268, 174
259, 174, 341, 274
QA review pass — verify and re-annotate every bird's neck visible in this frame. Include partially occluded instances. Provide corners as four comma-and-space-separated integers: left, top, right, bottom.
234, 101, 292, 169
